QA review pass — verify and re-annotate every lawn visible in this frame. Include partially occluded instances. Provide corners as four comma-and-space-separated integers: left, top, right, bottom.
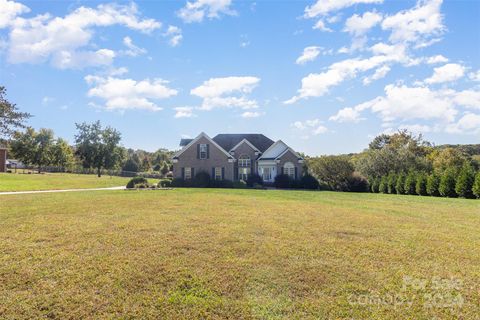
0, 173, 130, 191
0, 189, 479, 319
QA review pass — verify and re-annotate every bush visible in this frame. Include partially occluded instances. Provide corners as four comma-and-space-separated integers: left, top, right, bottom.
395, 173, 405, 194
232, 180, 248, 189
158, 179, 172, 188
246, 174, 263, 187
415, 173, 428, 196
274, 174, 293, 189
348, 174, 369, 192
210, 179, 234, 188
126, 177, 148, 189
404, 171, 417, 195
387, 172, 397, 194
426, 173, 441, 196
439, 169, 457, 198
301, 174, 320, 190
171, 178, 185, 187
153, 164, 161, 171
193, 171, 210, 188
379, 176, 388, 194
370, 177, 380, 193
473, 171, 480, 198
455, 163, 476, 198
166, 172, 173, 178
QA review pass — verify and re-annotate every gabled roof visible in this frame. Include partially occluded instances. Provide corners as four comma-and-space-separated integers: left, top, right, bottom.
230, 138, 260, 152
258, 140, 303, 161
179, 138, 193, 147
173, 132, 234, 159
212, 134, 274, 153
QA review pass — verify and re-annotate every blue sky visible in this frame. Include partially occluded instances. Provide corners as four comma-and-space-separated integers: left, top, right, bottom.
0, 0, 479, 155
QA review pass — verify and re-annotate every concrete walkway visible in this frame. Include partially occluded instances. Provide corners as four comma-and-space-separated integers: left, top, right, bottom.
0, 186, 125, 196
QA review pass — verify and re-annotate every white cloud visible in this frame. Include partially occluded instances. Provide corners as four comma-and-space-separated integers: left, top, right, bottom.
241, 111, 264, 118
424, 63, 465, 84
329, 107, 365, 122
362, 64, 390, 85
174, 107, 196, 118
85, 76, 177, 112
42, 96, 54, 105
381, 0, 444, 46
296, 46, 321, 65
292, 118, 327, 136
469, 70, 480, 82
0, 0, 30, 29
164, 25, 182, 47
122, 36, 146, 57
445, 113, 480, 134
6, 3, 160, 68
344, 11, 382, 36
313, 20, 332, 32
426, 54, 448, 64
191, 76, 260, 110
398, 124, 431, 133
304, 0, 383, 18
177, 0, 235, 23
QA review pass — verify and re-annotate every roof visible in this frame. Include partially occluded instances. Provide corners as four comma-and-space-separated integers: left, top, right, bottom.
212, 134, 274, 153
179, 138, 193, 147
173, 132, 234, 159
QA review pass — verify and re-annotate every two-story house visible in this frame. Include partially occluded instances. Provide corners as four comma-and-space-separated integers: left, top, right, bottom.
172, 133, 304, 183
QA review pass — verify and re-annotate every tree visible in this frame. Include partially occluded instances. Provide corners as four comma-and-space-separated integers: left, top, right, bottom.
141, 156, 151, 172
0, 86, 31, 140
379, 176, 388, 194
10, 127, 54, 172
473, 172, 480, 199
51, 138, 74, 170
428, 147, 466, 174
122, 158, 139, 173
308, 155, 355, 191
161, 161, 169, 176
387, 172, 397, 194
74, 121, 123, 177
370, 177, 379, 193
404, 171, 417, 195
395, 173, 405, 195
455, 163, 476, 198
439, 169, 457, 198
415, 173, 428, 196
426, 173, 441, 197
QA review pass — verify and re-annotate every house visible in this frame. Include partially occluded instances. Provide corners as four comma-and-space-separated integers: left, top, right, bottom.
172, 133, 304, 183
0, 147, 6, 173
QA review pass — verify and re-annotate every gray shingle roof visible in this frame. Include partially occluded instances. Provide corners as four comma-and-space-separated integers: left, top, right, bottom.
212, 134, 274, 153
179, 138, 193, 147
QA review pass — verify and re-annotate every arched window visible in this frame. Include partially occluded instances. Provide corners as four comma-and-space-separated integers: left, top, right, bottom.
284, 162, 295, 178
238, 154, 251, 181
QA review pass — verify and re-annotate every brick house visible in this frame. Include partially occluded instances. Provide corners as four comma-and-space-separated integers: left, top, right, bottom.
0, 147, 7, 173
172, 133, 304, 183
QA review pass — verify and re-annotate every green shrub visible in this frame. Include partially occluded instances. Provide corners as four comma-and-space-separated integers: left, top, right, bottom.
171, 178, 185, 187
473, 171, 480, 198
426, 173, 440, 196
274, 174, 293, 189
193, 171, 211, 188
395, 173, 405, 194
232, 180, 248, 189
210, 179, 234, 188
387, 172, 397, 194
370, 177, 380, 193
126, 177, 148, 189
158, 179, 172, 188
379, 176, 388, 194
439, 169, 457, 198
415, 173, 428, 196
455, 163, 476, 198
301, 174, 320, 190
348, 174, 369, 192
246, 174, 263, 187
404, 171, 417, 195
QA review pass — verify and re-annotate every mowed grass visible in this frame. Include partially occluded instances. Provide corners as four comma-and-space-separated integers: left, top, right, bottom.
0, 173, 130, 191
0, 189, 479, 319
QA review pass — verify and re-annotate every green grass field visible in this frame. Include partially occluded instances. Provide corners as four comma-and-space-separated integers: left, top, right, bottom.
1, 187, 479, 319
0, 173, 130, 191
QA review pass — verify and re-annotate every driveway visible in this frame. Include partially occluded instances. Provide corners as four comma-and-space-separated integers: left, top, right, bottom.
0, 186, 125, 196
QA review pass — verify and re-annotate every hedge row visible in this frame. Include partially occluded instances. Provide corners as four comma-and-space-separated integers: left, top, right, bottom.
370, 164, 480, 199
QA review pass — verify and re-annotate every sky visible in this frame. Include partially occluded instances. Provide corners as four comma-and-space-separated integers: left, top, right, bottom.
0, 0, 479, 156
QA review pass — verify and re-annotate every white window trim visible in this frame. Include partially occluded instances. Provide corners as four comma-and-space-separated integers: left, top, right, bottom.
184, 167, 192, 180
215, 167, 222, 180
199, 143, 207, 159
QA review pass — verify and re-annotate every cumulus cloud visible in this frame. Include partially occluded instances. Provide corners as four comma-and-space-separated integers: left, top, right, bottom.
312, 20, 332, 32
445, 113, 480, 134
424, 63, 465, 84
177, 0, 235, 23
344, 11, 382, 36
304, 0, 383, 18
362, 64, 390, 85
329, 107, 365, 122
296, 46, 321, 65
5, 2, 160, 68
241, 111, 264, 118
174, 107, 196, 118
85, 75, 177, 112
469, 70, 480, 82
292, 119, 328, 136
0, 0, 30, 28
191, 76, 260, 110
122, 36, 146, 57
164, 25, 182, 47
426, 54, 448, 64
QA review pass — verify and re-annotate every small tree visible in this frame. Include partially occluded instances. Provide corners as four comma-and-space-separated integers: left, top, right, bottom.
370, 177, 380, 193
415, 172, 428, 196
10, 127, 54, 173
404, 171, 417, 195
51, 138, 74, 170
439, 169, 457, 198
379, 176, 388, 194
387, 172, 397, 194
455, 163, 476, 198
0, 86, 31, 140
395, 173, 405, 194
473, 171, 480, 199
426, 173, 441, 197
161, 161, 169, 176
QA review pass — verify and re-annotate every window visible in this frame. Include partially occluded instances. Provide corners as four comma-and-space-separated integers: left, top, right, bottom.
199, 144, 207, 159
215, 167, 222, 180
238, 154, 251, 167
262, 167, 271, 181
238, 167, 251, 181
284, 162, 295, 178
184, 167, 192, 180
